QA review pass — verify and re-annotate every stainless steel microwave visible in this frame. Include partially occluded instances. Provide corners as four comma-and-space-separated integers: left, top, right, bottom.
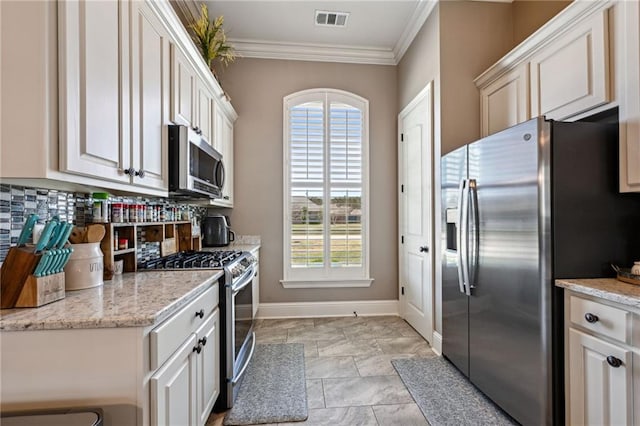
168, 125, 224, 199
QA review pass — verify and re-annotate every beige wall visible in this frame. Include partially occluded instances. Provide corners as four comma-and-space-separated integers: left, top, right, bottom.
440, 1, 514, 155
217, 58, 398, 303
512, 0, 572, 45
397, 5, 440, 113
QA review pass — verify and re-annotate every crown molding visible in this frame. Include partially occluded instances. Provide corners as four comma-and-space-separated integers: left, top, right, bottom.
230, 39, 397, 66
172, 0, 439, 66
392, 0, 438, 64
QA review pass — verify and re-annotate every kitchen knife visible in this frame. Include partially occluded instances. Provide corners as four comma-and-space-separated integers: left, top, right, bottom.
49, 248, 65, 276
45, 221, 65, 250
54, 248, 72, 274
56, 223, 74, 249
51, 223, 75, 274
17, 214, 39, 246
35, 220, 58, 253
34, 250, 54, 277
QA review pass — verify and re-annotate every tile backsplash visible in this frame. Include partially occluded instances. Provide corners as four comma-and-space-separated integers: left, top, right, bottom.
0, 184, 207, 263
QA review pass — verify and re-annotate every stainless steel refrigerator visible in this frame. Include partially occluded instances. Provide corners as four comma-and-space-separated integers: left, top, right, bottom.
441, 116, 640, 425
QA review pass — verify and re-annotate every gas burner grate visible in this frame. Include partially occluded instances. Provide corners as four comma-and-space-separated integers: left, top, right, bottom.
139, 250, 243, 270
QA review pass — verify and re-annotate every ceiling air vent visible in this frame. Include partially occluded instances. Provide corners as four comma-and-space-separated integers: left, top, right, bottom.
315, 10, 349, 28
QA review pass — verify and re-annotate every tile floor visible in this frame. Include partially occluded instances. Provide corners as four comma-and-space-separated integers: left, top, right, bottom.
207, 315, 436, 426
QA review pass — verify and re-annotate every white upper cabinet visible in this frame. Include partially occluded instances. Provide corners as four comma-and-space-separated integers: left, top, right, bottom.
476, 2, 613, 137
196, 78, 215, 146
59, 0, 171, 191
171, 44, 196, 128
617, 0, 640, 192
58, 0, 130, 184
130, 0, 170, 190
211, 101, 235, 207
479, 64, 529, 137
1, 0, 237, 198
529, 8, 610, 120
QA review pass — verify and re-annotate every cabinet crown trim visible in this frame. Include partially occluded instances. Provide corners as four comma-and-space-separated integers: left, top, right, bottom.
474, 0, 613, 88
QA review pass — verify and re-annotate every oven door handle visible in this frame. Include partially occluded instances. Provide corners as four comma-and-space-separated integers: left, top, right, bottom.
231, 265, 256, 295
231, 331, 256, 385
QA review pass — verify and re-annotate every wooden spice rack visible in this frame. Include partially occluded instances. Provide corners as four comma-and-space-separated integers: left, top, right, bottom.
101, 221, 202, 280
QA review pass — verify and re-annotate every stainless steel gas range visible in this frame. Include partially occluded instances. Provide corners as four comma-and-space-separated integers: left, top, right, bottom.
140, 250, 257, 409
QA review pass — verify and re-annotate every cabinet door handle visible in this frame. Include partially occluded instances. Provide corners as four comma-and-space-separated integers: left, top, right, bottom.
607, 356, 622, 368
584, 313, 599, 323
198, 337, 207, 347
137, 169, 145, 178
419, 246, 429, 253
195, 309, 204, 319
223, 196, 230, 200
193, 344, 202, 354
124, 167, 135, 176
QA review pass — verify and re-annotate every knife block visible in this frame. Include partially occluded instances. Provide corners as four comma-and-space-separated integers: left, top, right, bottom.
13, 273, 66, 308
0, 245, 42, 308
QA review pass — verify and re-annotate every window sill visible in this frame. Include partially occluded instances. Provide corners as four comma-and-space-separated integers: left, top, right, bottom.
280, 278, 374, 289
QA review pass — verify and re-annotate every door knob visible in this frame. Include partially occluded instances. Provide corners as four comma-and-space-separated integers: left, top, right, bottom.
419, 246, 429, 253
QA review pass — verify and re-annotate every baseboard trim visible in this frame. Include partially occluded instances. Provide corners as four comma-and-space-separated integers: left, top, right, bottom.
256, 300, 399, 319
432, 331, 443, 356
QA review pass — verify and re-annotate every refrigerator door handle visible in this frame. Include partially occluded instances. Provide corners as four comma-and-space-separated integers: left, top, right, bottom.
467, 179, 479, 295
456, 179, 467, 294
459, 179, 471, 295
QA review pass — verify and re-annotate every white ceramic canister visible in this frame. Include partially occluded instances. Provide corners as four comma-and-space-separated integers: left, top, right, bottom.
64, 242, 104, 290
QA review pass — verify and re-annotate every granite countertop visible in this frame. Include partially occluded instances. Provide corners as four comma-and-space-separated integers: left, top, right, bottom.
202, 243, 260, 253
201, 235, 261, 254
556, 278, 640, 309
0, 270, 223, 332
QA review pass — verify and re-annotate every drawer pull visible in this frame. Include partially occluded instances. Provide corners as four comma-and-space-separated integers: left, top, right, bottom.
606, 356, 622, 368
198, 337, 207, 347
193, 344, 202, 354
195, 309, 205, 319
584, 313, 599, 323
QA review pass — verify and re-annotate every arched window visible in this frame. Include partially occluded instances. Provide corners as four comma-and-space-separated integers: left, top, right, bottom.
282, 89, 371, 287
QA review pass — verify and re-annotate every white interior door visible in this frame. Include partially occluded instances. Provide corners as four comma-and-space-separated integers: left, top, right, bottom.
399, 83, 433, 341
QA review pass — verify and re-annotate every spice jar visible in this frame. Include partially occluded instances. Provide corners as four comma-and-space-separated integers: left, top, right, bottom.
111, 202, 124, 223
92, 192, 109, 223
138, 204, 146, 223
118, 238, 128, 250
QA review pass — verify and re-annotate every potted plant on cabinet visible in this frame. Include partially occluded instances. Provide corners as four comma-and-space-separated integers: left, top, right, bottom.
189, 3, 236, 81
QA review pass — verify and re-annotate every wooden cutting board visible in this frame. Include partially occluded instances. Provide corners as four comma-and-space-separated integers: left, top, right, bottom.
161, 238, 177, 257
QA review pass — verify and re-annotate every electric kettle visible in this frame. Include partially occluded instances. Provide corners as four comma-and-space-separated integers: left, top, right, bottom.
202, 215, 235, 247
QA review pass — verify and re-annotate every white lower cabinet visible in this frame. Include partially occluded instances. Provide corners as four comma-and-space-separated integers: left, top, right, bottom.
196, 311, 221, 426
151, 309, 219, 426
565, 292, 636, 425
150, 285, 220, 426
151, 334, 198, 426
0, 282, 221, 425
568, 328, 632, 425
